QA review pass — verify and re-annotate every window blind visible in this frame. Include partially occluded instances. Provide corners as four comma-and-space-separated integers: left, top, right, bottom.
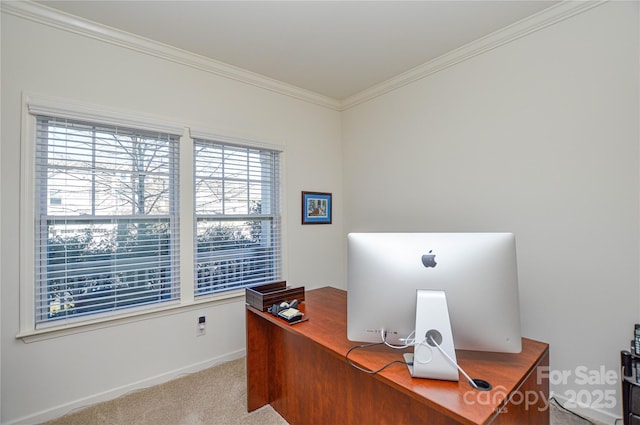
34, 116, 180, 325
193, 139, 281, 295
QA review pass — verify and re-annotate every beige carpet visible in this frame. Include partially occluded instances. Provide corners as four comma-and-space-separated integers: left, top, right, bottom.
44, 358, 607, 425
43, 358, 287, 425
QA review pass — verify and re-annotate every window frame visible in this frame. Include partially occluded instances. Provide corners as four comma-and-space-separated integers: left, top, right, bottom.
193, 136, 282, 296
18, 94, 285, 341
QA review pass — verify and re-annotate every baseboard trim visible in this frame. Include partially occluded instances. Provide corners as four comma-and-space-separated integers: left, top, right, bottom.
6, 349, 246, 425
550, 392, 622, 425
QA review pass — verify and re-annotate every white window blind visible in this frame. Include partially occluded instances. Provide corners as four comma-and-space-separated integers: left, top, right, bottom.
194, 139, 281, 295
34, 116, 180, 325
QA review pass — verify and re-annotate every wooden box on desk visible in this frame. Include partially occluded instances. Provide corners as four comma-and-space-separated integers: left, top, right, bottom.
245, 281, 305, 311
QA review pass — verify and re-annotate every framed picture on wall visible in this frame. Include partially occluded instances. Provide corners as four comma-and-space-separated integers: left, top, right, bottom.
302, 191, 332, 225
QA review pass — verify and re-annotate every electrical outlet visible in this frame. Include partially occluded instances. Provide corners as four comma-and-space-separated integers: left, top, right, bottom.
197, 316, 206, 336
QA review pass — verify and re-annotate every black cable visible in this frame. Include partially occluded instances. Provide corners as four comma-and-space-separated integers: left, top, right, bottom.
345, 342, 407, 374
549, 397, 596, 425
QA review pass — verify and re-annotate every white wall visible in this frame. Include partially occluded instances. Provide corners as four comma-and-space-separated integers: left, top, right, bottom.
2, 1, 639, 424
0, 9, 343, 425
342, 2, 638, 422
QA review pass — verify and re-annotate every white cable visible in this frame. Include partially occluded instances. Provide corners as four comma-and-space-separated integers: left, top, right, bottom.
427, 334, 479, 389
376, 328, 484, 390
414, 340, 434, 364
380, 328, 416, 349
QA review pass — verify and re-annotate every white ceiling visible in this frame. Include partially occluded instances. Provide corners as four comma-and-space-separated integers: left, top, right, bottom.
35, 0, 559, 100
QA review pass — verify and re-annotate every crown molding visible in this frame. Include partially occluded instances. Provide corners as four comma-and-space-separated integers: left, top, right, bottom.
2, 1, 606, 112
339, 0, 608, 111
1, 0, 342, 111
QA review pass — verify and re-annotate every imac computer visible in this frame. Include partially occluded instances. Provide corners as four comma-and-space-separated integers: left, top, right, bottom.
347, 233, 522, 355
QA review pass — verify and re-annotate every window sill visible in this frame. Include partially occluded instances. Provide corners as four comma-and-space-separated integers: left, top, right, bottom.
17, 289, 245, 343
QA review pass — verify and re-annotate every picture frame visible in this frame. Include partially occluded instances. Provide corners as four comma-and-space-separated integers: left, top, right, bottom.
301, 191, 332, 225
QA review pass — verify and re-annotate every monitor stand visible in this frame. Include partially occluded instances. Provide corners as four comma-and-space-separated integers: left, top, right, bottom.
404, 289, 459, 381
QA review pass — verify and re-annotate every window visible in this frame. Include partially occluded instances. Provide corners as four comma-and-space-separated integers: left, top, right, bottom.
34, 116, 180, 325
194, 139, 281, 296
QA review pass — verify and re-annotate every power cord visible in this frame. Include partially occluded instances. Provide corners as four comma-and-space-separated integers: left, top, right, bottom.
387, 328, 487, 390
346, 328, 485, 391
348, 333, 624, 423
425, 334, 482, 390
345, 341, 408, 374
382, 329, 416, 349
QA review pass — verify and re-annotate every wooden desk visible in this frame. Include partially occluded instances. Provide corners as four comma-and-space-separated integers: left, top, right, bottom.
246, 286, 549, 425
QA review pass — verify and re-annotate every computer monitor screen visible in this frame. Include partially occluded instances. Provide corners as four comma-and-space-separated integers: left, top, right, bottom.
347, 233, 522, 353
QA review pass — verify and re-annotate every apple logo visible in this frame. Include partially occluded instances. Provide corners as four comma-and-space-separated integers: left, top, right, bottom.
421, 250, 437, 268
